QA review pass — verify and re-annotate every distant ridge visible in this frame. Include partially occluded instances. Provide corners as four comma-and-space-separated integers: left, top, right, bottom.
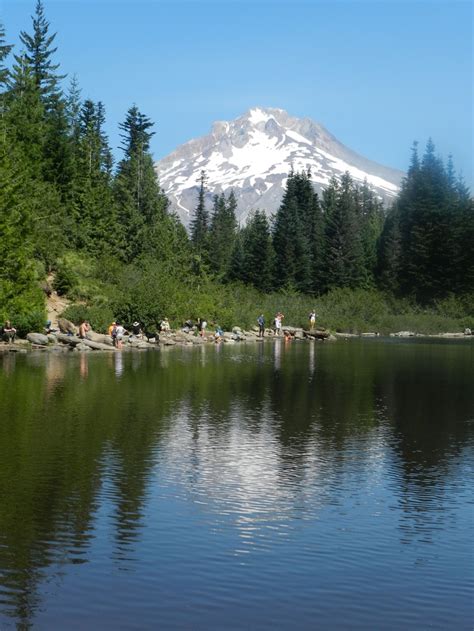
156, 107, 404, 225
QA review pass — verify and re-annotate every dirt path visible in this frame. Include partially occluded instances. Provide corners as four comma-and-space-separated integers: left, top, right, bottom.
45, 274, 72, 329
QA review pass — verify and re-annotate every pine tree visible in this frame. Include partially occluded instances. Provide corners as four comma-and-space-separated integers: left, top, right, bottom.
377, 205, 402, 293
239, 210, 274, 292
69, 99, 117, 253
208, 190, 237, 276
17, 1, 72, 197
19, 0, 65, 104
398, 140, 451, 301
295, 170, 324, 293
190, 170, 209, 254
323, 172, 365, 290
114, 105, 168, 262
0, 21, 13, 90
358, 180, 384, 286
272, 172, 311, 292
6, 55, 45, 173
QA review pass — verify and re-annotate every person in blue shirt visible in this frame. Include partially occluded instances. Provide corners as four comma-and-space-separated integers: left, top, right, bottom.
257, 314, 265, 337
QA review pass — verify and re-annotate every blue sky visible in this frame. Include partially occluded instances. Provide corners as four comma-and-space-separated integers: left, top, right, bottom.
2, 0, 472, 184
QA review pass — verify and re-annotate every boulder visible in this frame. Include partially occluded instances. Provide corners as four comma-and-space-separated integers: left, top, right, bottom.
27, 332, 49, 346
56, 333, 115, 351
86, 330, 114, 346
361, 332, 378, 337
58, 318, 77, 335
136, 342, 152, 350
47, 333, 58, 343
393, 331, 415, 337
464, 328, 472, 336
189, 336, 206, 344
160, 338, 176, 346
76, 343, 91, 352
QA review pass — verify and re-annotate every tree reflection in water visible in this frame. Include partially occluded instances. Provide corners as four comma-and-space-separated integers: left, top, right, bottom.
0, 340, 472, 628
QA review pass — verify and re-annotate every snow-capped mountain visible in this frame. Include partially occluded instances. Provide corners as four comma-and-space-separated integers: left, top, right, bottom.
156, 107, 404, 226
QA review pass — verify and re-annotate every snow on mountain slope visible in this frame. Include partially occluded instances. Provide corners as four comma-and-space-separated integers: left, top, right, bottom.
156, 107, 404, 226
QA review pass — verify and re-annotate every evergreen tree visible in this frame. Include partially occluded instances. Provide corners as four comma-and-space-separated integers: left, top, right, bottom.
272, 171, 311, 292
190, 170, 209, 254
0, 21, 13, 90
6, 55, 45, 173
239, 210, 274, 292
323, 172, 365, 290
358, 179, 384, 286
114, 105, 168, 262
16, 1, 72, 196
19, 0, 65, 104
398, 140, 453, 301
294, 170, 324, 293
376, 205, 402, 293
208, 190, 237, 276
70, 99, 116, 253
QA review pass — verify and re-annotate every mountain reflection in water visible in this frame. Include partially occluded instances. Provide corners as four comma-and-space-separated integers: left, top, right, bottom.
0, 340, 472, 630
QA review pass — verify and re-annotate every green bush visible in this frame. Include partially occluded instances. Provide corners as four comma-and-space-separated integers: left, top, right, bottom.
61, 304, 115, 333
9, 310, 45, 338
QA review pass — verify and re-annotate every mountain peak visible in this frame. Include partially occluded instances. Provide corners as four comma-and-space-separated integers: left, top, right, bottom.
156, 108, 403, 225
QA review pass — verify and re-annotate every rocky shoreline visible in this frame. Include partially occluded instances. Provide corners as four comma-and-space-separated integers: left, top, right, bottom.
1, 322, 472, 355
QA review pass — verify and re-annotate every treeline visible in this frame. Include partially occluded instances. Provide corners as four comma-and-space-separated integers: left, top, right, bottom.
0, 2, 473, 335
193, 169, 385, 294
192, 154, 473, 302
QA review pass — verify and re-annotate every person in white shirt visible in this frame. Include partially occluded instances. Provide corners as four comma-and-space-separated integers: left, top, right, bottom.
114, 322, 126, 349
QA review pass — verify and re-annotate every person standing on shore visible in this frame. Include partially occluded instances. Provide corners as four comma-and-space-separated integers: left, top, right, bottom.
275, 312, 284, 336
114, 322, 126, 349
257, 314, 265, 337
309, 310, 316, 331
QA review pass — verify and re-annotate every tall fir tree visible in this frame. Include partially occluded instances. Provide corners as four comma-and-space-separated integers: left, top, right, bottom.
272, 171, 311, 292
19, 0, 65, 104
238, 210, 275, 292
323, 172, 365, 290
358, 180, 385, 286
190, 170, 210, 255
208, 190, 237, 276
114, 105, 169, 262
0, 22, 13, 91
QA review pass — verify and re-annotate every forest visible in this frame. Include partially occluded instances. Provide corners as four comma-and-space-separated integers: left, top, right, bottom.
1, 1, 473, 336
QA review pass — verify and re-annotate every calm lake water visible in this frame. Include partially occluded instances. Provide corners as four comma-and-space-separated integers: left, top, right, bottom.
0, 339, 472, 630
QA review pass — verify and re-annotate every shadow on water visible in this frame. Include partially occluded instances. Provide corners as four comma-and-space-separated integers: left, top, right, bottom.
0, 339, 472, 628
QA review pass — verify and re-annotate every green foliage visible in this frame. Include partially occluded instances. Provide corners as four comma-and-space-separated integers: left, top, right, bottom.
190, 170, 210, 255
208, 191, 237, 277
61, 303, 115, 333
381, 140, 474, 303
323, 173, 366, 290
6, 309, 45, 338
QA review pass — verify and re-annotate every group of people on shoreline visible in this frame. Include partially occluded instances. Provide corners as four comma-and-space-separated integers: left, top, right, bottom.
1, 309, 318, 346
256, 310, 317, 338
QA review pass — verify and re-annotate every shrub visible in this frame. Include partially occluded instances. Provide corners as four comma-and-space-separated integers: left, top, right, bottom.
61, 304, 115, 333
9, 310, 45, 338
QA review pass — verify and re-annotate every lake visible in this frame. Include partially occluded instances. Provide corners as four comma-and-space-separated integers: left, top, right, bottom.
0, 339, 472, 630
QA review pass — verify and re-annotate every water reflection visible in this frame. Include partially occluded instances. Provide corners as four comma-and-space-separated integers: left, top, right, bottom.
114, 352, 123, 378
0, 341, 472, 629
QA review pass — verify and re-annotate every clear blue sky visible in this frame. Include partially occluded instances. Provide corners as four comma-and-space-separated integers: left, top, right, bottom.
2, 0, 472, 184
